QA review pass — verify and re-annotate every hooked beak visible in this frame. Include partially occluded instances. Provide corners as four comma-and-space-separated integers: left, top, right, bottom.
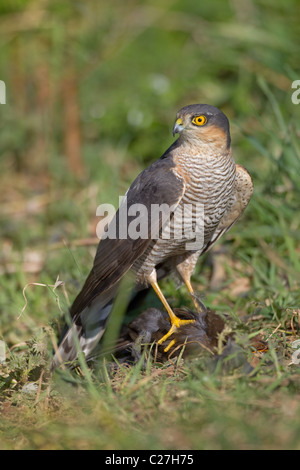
173, 118, 184, 137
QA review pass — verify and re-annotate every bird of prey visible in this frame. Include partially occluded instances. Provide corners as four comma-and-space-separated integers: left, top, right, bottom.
51, 104, 253, 370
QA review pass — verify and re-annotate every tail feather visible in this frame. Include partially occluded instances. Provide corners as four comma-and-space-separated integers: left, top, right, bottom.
51, 285, 118, 370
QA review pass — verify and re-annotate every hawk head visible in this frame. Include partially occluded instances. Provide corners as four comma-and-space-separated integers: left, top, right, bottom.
173, 104, 231, 149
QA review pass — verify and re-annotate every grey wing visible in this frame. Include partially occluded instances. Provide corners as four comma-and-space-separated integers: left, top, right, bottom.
202, 163, 253, 254
70, 158, 185, 317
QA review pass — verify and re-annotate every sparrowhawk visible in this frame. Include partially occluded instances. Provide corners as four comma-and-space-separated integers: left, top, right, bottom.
51, 104, 253, 369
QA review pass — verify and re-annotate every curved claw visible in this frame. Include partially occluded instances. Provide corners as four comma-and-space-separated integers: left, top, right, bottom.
157, 316, 195, 346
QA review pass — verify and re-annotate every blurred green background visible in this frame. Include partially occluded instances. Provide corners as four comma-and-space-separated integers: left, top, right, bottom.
1, 0, 299, 183
1, 0, 299, 328
1, 0, 300, 450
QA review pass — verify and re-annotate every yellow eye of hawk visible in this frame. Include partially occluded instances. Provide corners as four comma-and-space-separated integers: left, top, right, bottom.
192, 115, 207, 126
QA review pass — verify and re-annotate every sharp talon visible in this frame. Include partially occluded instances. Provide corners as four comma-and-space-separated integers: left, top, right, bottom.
157, 317, 195, 346
150, 279, 196, 348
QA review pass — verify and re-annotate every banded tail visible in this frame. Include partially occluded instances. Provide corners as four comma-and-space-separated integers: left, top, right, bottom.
51, 284, 118, 370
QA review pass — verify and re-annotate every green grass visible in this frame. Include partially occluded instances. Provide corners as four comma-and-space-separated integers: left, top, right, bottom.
1, 0, 300, 450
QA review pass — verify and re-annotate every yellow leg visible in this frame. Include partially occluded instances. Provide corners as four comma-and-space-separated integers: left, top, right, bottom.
184, 278, 205, 313
151, 281, 195, 346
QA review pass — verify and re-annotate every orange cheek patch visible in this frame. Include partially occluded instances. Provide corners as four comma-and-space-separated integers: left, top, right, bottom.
199, 124, 227, 143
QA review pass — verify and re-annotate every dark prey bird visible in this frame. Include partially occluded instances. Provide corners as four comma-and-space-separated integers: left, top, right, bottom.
89, 307, 266, 374
110, 307, 227, 363
51, 104, 253, 370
